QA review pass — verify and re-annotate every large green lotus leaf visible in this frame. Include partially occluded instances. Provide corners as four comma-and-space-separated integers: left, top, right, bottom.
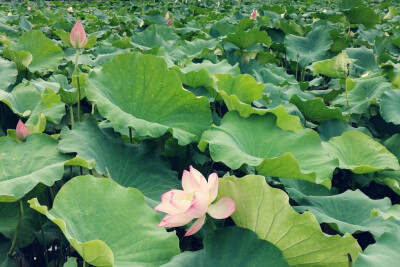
131, 24, 179, 49
223, 28, 272, 49
179, 39, 219, 58
179, 59, 240, 76
322, 131, 399, 174
292, 189, 400, 238
317, 120, 372, 142
343, 7, 381, 28
0, 58, 17, 90
162, 227, 289, 267
0, 83, 65, 124
200, 112, 338, 186
218, 175, 362, 267
332, 75, 390, 115
253, 63, 298, 85
85, 52, 211, 146
380, 89, 400, 125
371, 204, 400, 221
215, 74, 263, 103
354, 228, 400, 267
290, 95, 349, 123
311, 52, 351, 79
2, 47, 32, 71
170, 67, 214, 90
12, 30, 63, 72
58, 119, 180, 202
28, 175, 180, 267
345, 46, 378, 76
0, 134, 71, 202
285, 25, 333, 67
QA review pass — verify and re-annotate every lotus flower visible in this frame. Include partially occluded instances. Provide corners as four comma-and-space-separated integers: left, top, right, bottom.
166, 18, 172, 25
46, 7, 50, 11
1, 35, 5, 39
27, 6, 31, 11
67, 6, 73, 13
165, 11, 170, 19
155, 166, 236, 236
70, 20, 87, 49
16, 120, 29, 141
250, 9, 258, 20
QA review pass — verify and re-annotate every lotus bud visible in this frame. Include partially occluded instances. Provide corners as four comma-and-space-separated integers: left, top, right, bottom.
70, 20, 88, 49
250, 9, 258, 20
16, 120, 29, 141
27, 6, 31, 11
350, 31, 354, 37
166, 18, 172, 25
118, 25, 122, 31
165, 11, 170, 19
67, 6, 73, 12
46, 7, 50, 11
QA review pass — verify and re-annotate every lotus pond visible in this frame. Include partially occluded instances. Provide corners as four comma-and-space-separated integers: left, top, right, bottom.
1, 0, 400, 266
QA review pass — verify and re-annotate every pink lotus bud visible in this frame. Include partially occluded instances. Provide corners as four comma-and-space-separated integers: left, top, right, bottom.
250, 9, 258, 20
46, 7, 50, 11
118, 25, 122, 31
1, 35, 5, 39
155, 166, 236, 236
87, 7, 91, 11
165, 11, 170, 19
70, 20, 88, 49
350, 31, 354, 37
27, 6, 31, 11
67, 7, 73, 13
166, 19, 172, 25
16, 120, 29, 141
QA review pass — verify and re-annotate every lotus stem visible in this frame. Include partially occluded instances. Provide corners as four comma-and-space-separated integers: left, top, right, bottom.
39, 215, 49, 267
74, 49, 81, 122
8, 200, 24, 257
295, 52, 299, 81
129, 127, 133, 143
69, 105, 74, 128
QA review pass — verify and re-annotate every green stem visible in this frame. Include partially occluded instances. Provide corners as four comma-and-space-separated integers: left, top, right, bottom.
74, 49, 81, 122
83, 260, 88, 267
206, 214, 217, 231
69, 105, 74, 129
129, 128, 133, 143
39, 215, 49, 267
8, 201, 24, 257
295, 54, 299, 81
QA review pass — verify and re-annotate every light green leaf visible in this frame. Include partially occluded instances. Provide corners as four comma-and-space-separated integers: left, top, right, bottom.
0, 58, 17, 90
215, 74, 263, 104
86, 52, 211, 145
311, 52, 351, 79
0, 134, 71, 202
293, 189, 400, 238
2, 47, 32, 71
200, 112, 337, 186
218, 175, 362, 267
343, 7, 381, 28
13, 30, 64, 72
162, 227, 289, 267
322, 131, 399, 174
223, 28, 272, 49
285, 25, 332, 66
29, 175, 180, 267
58, 119, 180, 202
380, 89, 400, 125
354, 228, 400, 267
290, 95, 349, 123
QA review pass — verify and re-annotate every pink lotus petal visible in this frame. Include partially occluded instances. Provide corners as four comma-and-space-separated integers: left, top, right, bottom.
250, 9, 258, 20
16, 120, 29, 141
185, 192, 208, 218
182, 167, 209, 198
158, 214, 193, 228
155, 190, 191, 214
184, 215, 206, 236
207, 172, 218, 204
207, 197, 236, 219
70, 20, 87, 49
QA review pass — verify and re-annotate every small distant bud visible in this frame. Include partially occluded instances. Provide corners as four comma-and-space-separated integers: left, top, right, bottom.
250, 9, 258, 20
27, 6, 31, 11
46, 7, 50, 11
166, 19, 172, 25
165, 11, 170, 19
67, 6, 73, 13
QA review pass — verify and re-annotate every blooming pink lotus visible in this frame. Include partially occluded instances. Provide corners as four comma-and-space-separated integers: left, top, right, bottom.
27, 6, 31, 11
250, 9, 258, 20
46, 7, 50, 11
155, 166, 236, 236
16, 120, 29, 141
165, 11, 170, 19
70, 20, 87, 49
166, 18, 172, 26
